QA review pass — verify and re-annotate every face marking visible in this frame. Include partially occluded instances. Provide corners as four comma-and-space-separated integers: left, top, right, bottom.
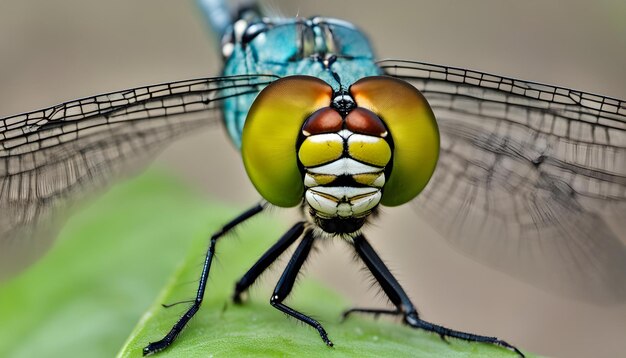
353, 173, 385, 187
345, 107, 388, 137
347, 134, 392, 167
337, 129, 353, 139
304, 173, 336, 187
349, 192, 381, 214
306, 157, 383, 175
298, 133, 344, 167
309, 186, 379, 198
310, 173, 336, 181
297, 103, 393, 230
302, 107, 343, 135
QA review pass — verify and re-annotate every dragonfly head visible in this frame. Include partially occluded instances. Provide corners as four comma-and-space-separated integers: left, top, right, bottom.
242, 76, 439, 235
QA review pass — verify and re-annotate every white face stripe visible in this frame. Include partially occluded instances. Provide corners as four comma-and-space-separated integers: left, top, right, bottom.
337, 129, 353, 139
306, 158, 383, 175
306, 133, 343, 143
347, 133, 380, 144
309, 186, 379, 200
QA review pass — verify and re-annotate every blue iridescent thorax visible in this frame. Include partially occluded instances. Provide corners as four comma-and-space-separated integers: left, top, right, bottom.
220, 16, 381, 147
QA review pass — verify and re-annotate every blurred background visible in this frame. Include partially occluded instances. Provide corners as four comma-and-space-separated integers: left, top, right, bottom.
0, 0, 625, 357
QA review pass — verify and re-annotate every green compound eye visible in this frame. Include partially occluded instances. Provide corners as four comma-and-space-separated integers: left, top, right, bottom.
350, 76, 440, 206
242, 76, 333, 207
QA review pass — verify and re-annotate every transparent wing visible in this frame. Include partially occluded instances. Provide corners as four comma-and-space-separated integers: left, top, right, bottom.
379, 59, 626, 303
0, 74, 276, 279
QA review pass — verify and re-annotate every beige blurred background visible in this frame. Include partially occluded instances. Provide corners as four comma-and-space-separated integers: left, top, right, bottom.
1, 1, 625, 357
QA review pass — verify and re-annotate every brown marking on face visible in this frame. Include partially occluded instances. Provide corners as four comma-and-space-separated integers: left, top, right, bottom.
345, 108, 387, 137
301, 107, 342, 135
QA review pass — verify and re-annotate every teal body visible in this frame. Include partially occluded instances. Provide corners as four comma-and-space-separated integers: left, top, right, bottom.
197, 1, 381, 147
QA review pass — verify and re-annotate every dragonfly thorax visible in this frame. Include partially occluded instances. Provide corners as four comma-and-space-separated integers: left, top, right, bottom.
297, 106, 392, 234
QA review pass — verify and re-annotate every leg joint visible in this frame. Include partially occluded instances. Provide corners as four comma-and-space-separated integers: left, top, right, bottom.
270, 294, 281, 306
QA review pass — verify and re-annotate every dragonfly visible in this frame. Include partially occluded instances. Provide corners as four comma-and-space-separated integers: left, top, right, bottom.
1, 0, 623, 356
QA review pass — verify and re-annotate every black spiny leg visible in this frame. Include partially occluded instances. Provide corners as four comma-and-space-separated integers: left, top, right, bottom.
232, 221, 306, 304
270, 230, 334, 347
143, 202, 267, 356
345, 234, 524, 357
341, 308, 399, 321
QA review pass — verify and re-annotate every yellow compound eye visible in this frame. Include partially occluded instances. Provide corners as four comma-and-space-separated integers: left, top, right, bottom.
242, 76, 333, 207
350, 76, 439, 206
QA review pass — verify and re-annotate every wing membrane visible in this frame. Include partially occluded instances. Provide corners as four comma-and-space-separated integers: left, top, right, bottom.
380, 59, 626, 302
0, 74, 276, 279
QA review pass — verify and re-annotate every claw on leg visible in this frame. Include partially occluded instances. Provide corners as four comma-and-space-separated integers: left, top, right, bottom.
269, 230, 335, 347
350, 234, 525, 357
404, 312, 524, 357
142, 203, 267, 356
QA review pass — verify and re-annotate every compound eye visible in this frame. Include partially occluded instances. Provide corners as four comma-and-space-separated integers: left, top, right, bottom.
350, 76, 439, 206
242, 76, 333, 207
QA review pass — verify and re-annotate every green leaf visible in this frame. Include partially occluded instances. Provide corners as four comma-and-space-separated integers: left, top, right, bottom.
115, 181, 531, 357
0, 171, 241, 358
0, 171, 532, 358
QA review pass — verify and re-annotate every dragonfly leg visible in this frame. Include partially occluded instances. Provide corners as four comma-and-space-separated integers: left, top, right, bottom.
232, 221, 306, 304
350, 234, 525, 358
341, 307, 400, 321
269, 229, 334, 347
142, 202, 267, 356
